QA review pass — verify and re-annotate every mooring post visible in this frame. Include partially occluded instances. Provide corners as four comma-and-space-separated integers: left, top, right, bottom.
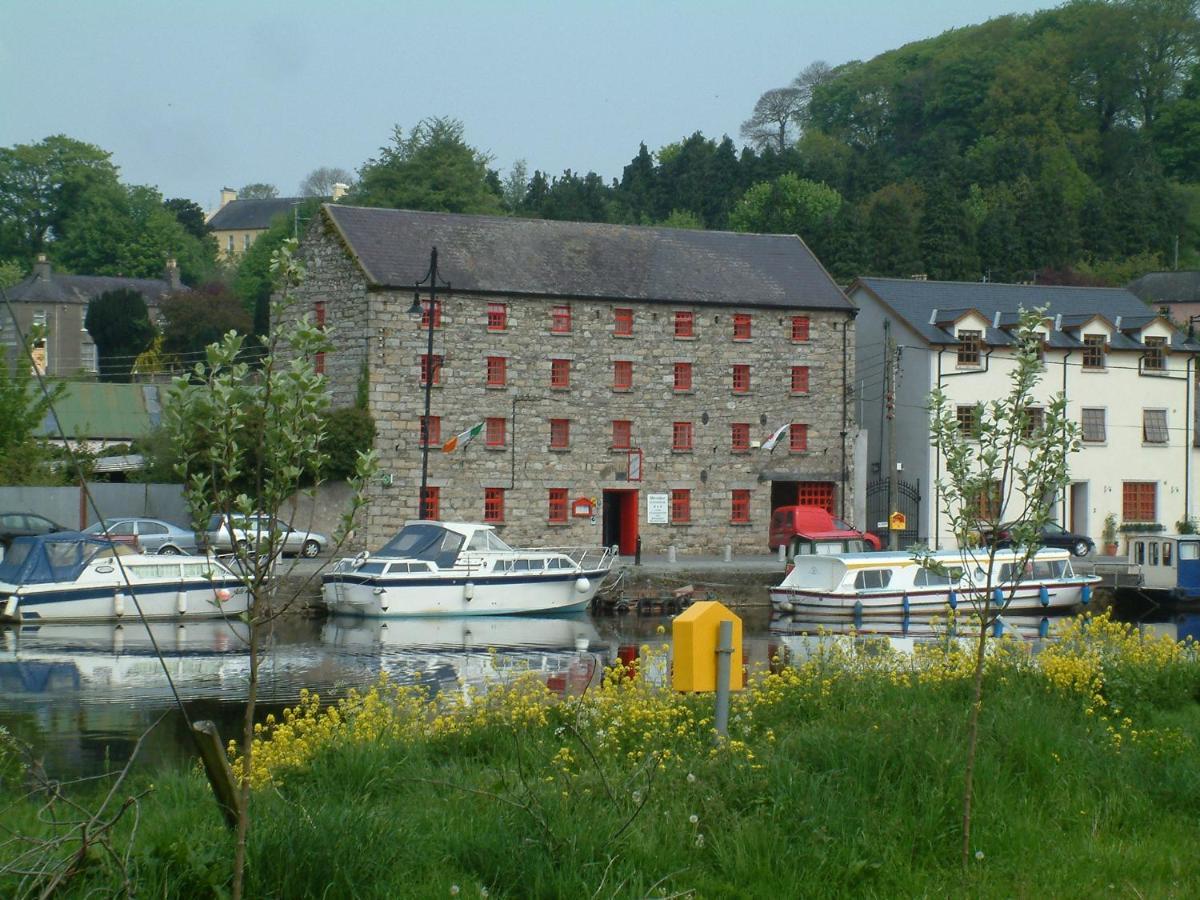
635, 535, 642, 566
193, 720, 241, 829
714, 619, 733, 738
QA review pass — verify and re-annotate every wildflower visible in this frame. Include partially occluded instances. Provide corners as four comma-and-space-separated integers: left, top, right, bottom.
450, 885, 460, 896
694, 833, 705, 848
689, 814, 699, 825
975, 850, 984, 861
686, 773, 696, 784
632, 789, 642, 804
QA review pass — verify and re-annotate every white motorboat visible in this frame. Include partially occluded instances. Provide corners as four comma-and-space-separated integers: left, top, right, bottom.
769, 547, 1099, 616
0, 533, 249, 623
323, 521, 617, 617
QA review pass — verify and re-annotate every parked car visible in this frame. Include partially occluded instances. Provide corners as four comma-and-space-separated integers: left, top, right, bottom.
768, 505, 882, 557
203, 513, 328, 558
82, 517, 200, 555
0, 512, 68, 550
985, 522, 1095, 558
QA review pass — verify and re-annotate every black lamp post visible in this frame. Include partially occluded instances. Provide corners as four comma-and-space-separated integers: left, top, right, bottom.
408, 247, 450, 519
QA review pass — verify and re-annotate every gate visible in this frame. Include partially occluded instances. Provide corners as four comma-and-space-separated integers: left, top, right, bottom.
865, 477, 921, 548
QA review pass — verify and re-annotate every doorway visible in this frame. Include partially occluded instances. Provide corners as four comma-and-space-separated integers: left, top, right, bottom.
602, 489, 639, 555
1070, 482, 1088, 535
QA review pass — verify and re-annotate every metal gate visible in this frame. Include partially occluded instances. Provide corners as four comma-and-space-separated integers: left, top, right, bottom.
866, 477, 921, 548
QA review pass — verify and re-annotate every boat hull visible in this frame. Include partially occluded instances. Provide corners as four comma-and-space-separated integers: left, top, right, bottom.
0, 580, 250, 623
769, 583, 1092, 616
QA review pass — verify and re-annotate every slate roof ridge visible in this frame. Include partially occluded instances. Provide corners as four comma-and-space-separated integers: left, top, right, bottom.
860, 275, 1137, 294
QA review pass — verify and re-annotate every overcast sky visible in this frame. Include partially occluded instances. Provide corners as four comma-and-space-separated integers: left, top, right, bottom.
2, 0, 1054, 212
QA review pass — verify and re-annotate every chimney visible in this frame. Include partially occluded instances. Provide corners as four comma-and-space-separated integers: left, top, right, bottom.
164, 257, 182, 292
33, 254, 51, 280
220, 187, 237, 208
331, 182, 349, 201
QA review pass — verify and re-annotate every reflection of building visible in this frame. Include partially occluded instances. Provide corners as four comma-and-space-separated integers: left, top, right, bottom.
1, 256, 182, 377
292, 204, 859, 555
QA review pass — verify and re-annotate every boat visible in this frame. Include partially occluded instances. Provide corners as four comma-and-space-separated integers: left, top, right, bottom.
769, 547, 1099, 616
323, 521, 617, 617
0, 532, 250, 623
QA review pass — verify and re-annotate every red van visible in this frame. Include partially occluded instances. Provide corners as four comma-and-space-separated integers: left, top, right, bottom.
768, 505, 882, 557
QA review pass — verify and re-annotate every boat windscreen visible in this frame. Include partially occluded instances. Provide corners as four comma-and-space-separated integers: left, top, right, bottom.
378, 524, 464, 566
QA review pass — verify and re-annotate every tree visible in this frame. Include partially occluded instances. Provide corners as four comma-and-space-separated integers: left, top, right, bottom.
865, 184, 923, 275
1127, 0, 1200, 126
740, 87, 805, 152
350, 117, 502, 214
925, 306, 1080, 867
499, 160, 529, 214
164, 197, 210, 240
159, 283, 253, 359
234, 199, 321, 336
84, 288, 156, 382
298, 167, 354, 197
238, 183, 279, 199
0, 259, 23, 289
729, 173, 842, 237
920, 179, 979, 280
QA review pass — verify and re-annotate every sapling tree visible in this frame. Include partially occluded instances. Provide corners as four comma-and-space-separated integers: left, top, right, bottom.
164, 238, 374, 899
924, 306, 1080, 867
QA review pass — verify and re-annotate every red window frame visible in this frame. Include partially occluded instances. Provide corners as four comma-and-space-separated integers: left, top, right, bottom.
551, 358, 570, 389
1122, 482, 1156, 522
792, 316, 811, 342
790, 423, 808, 452
733, 313, 752, 340
613, 360, 633, 391
419, 416, 441, 447
798, 482, 835, 513
420, 486, 440, 520
487, 302, 507, 331
790, 365, 809, 395
674, 310, 694, 338
614, 307, 633, 336
731, 489, 751, 524
548, 488, 568, 524
671, 489, 691, 524
421, 300, 442, 330
673, 362, 692, 392
672, 421, 693, 451
612, 419, 631, 450
731, 422, 750, 453
314, 301, 326, 375
732, 364, 750, 394
485, 417, 506, 447
550, 418, 570, 449
484, 487, 505, 523
550, 304, 571, 334
419, 353, 443, 386
486, 356, 507, 387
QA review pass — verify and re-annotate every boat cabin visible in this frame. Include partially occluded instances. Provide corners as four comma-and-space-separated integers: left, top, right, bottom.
0, 533, 135, 586
1125, 532, 1200, 600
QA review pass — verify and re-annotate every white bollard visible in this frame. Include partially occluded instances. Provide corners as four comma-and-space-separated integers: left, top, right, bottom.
667, 545, 677, 564
723, 543, 732, 562
777, 544, 786, 563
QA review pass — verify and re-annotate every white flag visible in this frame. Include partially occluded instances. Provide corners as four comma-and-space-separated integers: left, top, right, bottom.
761, 423, 789, 452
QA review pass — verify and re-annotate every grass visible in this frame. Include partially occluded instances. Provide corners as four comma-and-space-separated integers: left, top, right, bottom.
2, 612, 1199, 898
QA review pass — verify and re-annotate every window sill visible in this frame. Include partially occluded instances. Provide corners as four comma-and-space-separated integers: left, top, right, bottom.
485, 445, 507, 451
731, 390, 751, 397
670, 521, 692, 526
612, 387, 633, 393
549, 331, 572, 336
729, 520, 753, 526
611, 446, 631, 453
733, 337, 753, 343
612, 333, 634, 339
674, 335, 696, 341
546, 520, 570, 526
1142, 442, 1170, 448
486, 384, 508, 390
486, 327, 507, 334
731, 448, 751, 455
673, 388, 695, 395
549, 446, 571, 452
672, 448, 694, 454
790, 392, 810, 398
551, 385, 571, 392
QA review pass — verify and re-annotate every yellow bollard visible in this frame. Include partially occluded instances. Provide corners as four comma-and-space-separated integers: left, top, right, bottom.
671, 601, 743, 693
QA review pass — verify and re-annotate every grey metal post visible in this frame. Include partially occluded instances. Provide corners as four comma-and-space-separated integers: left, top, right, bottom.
714, 619, 733, 738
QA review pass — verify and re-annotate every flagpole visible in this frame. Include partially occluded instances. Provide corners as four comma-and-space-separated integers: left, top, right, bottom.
409, 247, 450, 519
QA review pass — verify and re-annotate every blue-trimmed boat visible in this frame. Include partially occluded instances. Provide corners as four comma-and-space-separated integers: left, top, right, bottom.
323, 521, 617, 617
0, 533, 248, 623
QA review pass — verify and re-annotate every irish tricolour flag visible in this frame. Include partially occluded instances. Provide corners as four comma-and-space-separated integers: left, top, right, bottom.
442, 422, 484, 453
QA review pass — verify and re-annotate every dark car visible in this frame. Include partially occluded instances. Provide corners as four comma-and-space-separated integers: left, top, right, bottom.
989, 522, 1095, 557
0, 512, 69, 551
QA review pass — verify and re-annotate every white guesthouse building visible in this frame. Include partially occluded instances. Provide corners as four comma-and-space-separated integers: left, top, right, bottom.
849, 278, 1200, 550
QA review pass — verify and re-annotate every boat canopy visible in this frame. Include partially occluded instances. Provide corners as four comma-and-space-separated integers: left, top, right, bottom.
780, 556, 850, 592
376, 523, 466, 568
0, 533, 131, 586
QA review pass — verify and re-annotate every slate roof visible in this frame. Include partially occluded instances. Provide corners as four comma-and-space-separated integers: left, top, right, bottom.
851, 277, 1200, 351
321, 205, 853, 311
36, 384, 160, 441
6, 271, 175, 308
207, 197, 303, 231
1128, 271, 1200, 305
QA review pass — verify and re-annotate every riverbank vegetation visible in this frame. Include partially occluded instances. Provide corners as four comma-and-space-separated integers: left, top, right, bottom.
2, 611, 1198, 897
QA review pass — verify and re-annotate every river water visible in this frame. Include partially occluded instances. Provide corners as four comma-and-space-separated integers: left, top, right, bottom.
1, 597, 1195, 780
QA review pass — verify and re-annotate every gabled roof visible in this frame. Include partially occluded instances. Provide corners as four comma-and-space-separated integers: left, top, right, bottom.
36, 383, 161, 441
207, 197, 303, 231
321, 205, 853, 311
1128, 271, 1200, 305
7, 272, 175, 307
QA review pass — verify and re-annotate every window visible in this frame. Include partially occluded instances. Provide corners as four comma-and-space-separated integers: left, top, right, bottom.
551, 358, 570, 389
1143, 409, 1169, 444
80, 344, 97, 373
1123, 481, 1157, 522
673, 421, 694, 451
550, 305, 571, 333
957, 329, 982, 366
1081, 408, 1106, 443
854, 569, 893, 590
1144, 336, 1166, 371
789, 423, 808, 452
671, 489, 691, 524
487, 302, 507, 331
975, 480, 1003, 520
314, 301, 327, 374
674, 362, 693, 392
484, 488, 505, 523
614, 307, 633, 336
548, 488, 568, 524
420, 486, 440, 520
243, 234, 251, 252
732, 364, 750, 394
790, 365, 809, 395
486, 356, 507, 387
613, 360, 633, 391
420, 416, 441, 447
956, 405, 979, 436
731, 489, 751, 524
797, 482, 835, 511
1082, 334, 1105, 369
1022, 406, 1044, 438
733, 313, 752, 340
421, 300, 442, 329
674, 310, 694, 338
485, 417, 506, 447
792, 316, 810, 342
419, 353, 443, 386
550, 418, 570, 449
227, 235, 234, 253
612, 420, 631, 450
731, 422, 750, 453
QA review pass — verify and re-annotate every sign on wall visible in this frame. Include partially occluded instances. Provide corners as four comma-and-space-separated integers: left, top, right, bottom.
647, 493, 669, 524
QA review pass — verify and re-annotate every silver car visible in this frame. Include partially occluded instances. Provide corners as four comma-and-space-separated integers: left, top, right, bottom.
203, 513, 327, 558
83, 518, 200, 555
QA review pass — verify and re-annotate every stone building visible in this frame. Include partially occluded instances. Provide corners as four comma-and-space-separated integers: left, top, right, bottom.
294, 204, 858, 554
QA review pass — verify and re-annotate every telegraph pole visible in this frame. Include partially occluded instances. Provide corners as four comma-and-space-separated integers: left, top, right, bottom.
885, 321, 899, 551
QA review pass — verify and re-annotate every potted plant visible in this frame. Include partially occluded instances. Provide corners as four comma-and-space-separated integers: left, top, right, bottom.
1102, 513, 1118, 556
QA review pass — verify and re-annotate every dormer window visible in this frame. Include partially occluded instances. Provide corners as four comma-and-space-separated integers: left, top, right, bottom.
1144, 336, 1167, 372
1082, 334, 1106, 369
957, 330, 982, 367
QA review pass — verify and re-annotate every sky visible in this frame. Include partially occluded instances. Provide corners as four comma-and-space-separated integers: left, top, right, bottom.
2, 0, 1056, 213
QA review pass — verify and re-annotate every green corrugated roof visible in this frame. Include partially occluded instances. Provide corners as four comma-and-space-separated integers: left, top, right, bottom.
36, 383, 160, 441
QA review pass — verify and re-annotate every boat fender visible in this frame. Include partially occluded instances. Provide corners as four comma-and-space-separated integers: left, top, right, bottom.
3, 596, 16, 620
993, 617, 1005, 638
947, 589, 957, 610
464, 582, 475, 601
1039, 585, 1050, 607
177, 592, 188, 615
114, 592, 125, 617
1038, 617, 1051, 639
1080, 584, 1091, 606
352, 551, 369, 569
373, 587, 385, 596
901, 593, 910, 615
853, 600, 863, 629
575, 577, 591, 594
216, 589, 232, 603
